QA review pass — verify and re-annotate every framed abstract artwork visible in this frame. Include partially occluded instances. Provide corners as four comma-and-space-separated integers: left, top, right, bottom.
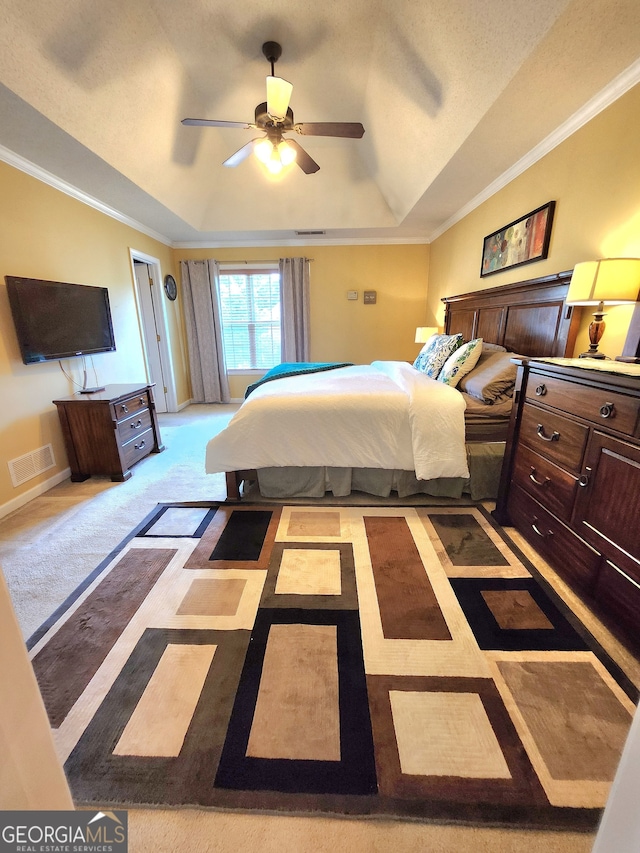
480, 201, 556, 278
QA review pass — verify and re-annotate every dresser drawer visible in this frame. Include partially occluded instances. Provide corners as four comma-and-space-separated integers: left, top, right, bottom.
117, 408, 152, 443
507, 483, 600, 593
512, 444, 578, 523
594, 560, 640, 637
527, 374, 639, 436
121, 428, 154, 468
519, 403, 588, 474
114, 391, 150, 420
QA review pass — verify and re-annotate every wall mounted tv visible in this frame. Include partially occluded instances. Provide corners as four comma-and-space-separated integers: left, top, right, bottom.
5, 276, 116, 365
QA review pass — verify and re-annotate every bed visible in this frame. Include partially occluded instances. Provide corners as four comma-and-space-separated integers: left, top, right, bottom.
208, 271, 580, 501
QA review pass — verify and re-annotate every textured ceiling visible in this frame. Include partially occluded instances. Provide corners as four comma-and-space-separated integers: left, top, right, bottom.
0, 0, 638, 246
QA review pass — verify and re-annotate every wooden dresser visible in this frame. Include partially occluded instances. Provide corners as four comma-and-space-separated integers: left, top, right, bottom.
54, 384, 165, 482
494, 358, 640, 644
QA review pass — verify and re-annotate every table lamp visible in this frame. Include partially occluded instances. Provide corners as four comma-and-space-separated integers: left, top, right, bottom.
415, 327, 438, 345
566, 259, 640, 358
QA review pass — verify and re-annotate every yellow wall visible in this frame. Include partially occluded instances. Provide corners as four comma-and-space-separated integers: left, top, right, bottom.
429, 82, 640, 357
0, 161, 186, 511
175, 244, 430, 397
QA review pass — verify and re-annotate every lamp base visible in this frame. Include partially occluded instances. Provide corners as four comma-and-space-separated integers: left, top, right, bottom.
578, 351, 607, 360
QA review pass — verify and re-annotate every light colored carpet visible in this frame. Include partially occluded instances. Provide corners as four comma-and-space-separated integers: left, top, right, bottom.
2, 401, 638, 853
0, 405, 235, 640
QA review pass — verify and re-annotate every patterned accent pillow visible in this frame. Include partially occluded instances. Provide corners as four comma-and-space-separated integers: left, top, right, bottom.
438, 338, 483, 387
413, 333, 463, 378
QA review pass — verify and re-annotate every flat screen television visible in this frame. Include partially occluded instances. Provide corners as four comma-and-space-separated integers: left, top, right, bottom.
5, 276, 116, 365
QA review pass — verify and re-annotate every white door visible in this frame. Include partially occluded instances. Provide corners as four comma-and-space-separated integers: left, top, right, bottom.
134, 261, 168, 413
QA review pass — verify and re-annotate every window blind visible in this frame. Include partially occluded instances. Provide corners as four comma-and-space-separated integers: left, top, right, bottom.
219, 270, 281, 369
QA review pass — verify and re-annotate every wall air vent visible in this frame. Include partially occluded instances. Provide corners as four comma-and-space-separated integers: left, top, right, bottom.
8, 444, 56, 487
295, 230, 326, 237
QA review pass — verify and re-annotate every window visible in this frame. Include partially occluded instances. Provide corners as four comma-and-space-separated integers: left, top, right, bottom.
218, 269, 281, 370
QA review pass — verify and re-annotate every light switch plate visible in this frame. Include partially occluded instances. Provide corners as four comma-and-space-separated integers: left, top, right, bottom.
364, 290, 377, 304
347, 290, 358, 300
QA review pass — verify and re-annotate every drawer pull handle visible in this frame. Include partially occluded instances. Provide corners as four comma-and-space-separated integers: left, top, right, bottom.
599, 402, 615, 419
139, 397, 145, 405
578, 466, 592, 488
536, 424, 560, 442
531, 521, 553, 539
134, 439, 146, 451
529, 467, 550, 487
130, 419, 143, 429
535, 383, 547, 396
121, 404, 129, 414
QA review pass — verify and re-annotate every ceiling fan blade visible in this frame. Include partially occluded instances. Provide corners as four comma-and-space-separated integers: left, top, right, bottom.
285, 138, 320, 174
182, 118, 254, 129
294, 122, 365, 138
266, 76, 293, 120
223, 139, 260, 167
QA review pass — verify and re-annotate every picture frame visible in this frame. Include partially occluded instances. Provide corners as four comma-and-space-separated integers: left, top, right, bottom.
480, 201, 555, 278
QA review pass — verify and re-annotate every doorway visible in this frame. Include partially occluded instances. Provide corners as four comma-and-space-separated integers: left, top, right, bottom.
130, 250, 178, 413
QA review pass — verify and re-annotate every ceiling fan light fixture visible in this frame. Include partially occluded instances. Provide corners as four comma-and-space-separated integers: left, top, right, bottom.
278, 140, 296, 166
254, 137, 273, 164
265, 151, 283, 174
266, 75, 293, 120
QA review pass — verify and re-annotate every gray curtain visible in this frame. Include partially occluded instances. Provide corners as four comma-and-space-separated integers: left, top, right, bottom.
280, 257, 310, 362
180, 259, 230, 403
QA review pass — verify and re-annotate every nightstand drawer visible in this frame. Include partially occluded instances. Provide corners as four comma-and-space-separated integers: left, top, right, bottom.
114, 392, 150, 420
512, 444, 578, 523
508, 483, 600, 593
117, 408, 152, 443
526, 374, 639, 435
122, 428, 154, 468
519, 403, 588, 474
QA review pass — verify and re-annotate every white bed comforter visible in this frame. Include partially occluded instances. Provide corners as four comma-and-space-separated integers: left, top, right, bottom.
205, 361, 469, 481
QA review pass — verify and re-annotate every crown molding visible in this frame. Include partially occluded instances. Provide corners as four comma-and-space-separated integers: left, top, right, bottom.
428, 58, 640, 243
171, 235, 429, 249
0, 144, 172, 246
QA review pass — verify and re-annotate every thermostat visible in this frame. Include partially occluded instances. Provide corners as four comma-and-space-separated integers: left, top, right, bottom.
347, 290, 358, 300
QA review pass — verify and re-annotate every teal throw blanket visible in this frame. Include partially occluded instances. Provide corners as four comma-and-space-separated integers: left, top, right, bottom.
245, 362, 353, 398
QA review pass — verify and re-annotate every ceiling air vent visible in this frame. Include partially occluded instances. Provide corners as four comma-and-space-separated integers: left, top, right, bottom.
295, 230, 326, 237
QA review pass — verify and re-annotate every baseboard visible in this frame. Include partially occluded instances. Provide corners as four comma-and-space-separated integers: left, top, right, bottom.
0, 467, 71, 521
173, 398, 241, 408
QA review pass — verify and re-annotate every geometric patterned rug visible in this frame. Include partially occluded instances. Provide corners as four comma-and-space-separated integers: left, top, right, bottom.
28, 503, 638, 830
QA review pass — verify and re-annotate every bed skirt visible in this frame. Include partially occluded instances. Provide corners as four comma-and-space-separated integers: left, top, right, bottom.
251, 442, 505, 501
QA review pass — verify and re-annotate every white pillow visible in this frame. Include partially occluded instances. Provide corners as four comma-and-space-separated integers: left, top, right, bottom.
438, 338, 483, 387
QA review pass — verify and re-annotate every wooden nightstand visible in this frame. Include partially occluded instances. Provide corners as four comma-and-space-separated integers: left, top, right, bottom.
53, 383, 165, 482
494, 358, 640, 644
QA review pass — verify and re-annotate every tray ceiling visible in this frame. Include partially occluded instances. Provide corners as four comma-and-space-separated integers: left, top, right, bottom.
0, 0, 638, 246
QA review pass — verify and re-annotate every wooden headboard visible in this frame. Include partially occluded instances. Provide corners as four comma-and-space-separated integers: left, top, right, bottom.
442, 270, 580, 357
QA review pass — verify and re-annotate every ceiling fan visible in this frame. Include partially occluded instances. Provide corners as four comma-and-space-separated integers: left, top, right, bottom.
181, 41, 365, 175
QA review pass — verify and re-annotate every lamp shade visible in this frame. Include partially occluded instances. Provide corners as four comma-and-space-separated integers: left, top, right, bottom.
266, 76, 293, 119
415, 326, 438, 344
567, 259, 640, 306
